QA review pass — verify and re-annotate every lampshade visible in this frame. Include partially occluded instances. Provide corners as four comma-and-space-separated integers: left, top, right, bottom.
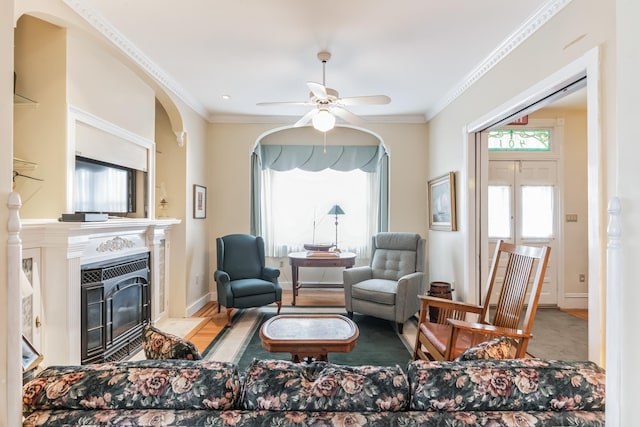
327, 204, 345, 215
312, 109, 336, 132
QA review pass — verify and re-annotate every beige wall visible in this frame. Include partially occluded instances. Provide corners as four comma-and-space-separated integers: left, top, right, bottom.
180, 98, 210, 315
13, 15, 67, 218
530, 107, 589, 296
206, 122, 429, 284
13, 7, 212, 321
13, 15, 156, 219
155, 101, 187, 315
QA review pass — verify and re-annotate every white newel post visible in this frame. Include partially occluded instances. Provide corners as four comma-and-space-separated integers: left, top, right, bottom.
7, 192, 23, 427
606, 197, 621, 426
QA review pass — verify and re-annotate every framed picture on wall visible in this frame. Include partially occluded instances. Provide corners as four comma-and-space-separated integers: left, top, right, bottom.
22, 335, 43, 373
193, 184, 207, 219
428, 171, 457, 231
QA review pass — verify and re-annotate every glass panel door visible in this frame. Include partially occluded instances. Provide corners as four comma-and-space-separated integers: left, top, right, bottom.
487, 160, 558, 305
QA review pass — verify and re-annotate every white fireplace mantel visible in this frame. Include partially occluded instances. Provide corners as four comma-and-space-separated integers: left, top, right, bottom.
20, 218, 180, 366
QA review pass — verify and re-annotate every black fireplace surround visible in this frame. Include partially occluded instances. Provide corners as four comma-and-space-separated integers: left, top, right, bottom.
81, 253, 151, 364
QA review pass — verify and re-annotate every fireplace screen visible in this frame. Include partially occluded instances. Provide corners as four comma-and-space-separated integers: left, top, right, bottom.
81, 253, 150, 364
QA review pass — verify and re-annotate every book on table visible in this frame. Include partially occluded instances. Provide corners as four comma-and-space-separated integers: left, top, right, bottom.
306, 250, 339, 257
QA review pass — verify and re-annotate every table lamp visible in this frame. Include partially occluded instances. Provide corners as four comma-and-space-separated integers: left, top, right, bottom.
327, 204, 345, 252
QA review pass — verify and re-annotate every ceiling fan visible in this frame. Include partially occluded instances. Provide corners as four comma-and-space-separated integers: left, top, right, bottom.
257, 51, 391, 132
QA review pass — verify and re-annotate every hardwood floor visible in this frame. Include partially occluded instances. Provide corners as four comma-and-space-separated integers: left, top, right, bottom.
186, 288, 345, 353
184, 288, 588, 353
560, 308, 588, 321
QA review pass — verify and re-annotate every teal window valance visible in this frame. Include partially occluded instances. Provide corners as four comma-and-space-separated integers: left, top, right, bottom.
257, 144, 383, 172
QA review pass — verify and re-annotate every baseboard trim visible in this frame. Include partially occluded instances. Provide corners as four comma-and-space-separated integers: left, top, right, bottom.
187, 292, 214, 317
559, 292, 588, 309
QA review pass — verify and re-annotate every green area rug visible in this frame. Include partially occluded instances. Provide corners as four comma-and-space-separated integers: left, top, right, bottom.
203, 307, 414, 371
200, 306, 586, 369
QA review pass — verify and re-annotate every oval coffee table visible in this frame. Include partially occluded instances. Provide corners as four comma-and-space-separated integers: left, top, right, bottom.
259, 314, 359, 363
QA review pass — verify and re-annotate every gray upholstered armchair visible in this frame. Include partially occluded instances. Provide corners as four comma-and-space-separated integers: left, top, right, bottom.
214, 234, 282, 326
344, 232, 426, 333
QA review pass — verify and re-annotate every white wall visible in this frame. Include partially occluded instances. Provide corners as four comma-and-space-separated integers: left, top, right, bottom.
427, 0, 614, 306
616, 0, 640, 422
67, 30, 155, 139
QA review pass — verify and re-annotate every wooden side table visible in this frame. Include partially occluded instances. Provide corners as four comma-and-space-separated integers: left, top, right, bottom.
259, 314, 359, 363
288, 251, 356, 306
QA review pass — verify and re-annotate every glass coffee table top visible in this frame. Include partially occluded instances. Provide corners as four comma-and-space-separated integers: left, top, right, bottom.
261, 314, 358, 341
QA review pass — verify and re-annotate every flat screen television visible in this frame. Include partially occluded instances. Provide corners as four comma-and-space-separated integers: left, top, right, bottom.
74, 156, 136, 214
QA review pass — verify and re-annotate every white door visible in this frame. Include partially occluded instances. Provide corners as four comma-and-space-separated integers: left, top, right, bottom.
486, 160, 558, 305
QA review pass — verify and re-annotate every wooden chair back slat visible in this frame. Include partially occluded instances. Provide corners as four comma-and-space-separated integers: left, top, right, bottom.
413, 239, 551, 361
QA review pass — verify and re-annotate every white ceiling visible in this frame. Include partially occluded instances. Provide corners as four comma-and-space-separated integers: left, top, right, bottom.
71, 0, 571, 124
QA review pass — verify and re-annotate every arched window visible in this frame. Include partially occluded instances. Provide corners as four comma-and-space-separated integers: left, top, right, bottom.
251, 142, 389, 257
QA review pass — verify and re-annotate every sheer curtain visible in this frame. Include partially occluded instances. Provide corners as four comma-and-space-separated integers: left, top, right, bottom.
252, 144, 388, 258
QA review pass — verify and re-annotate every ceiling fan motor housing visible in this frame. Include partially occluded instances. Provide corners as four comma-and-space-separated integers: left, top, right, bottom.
317, 51, 332, 63
258, 50, 390, 130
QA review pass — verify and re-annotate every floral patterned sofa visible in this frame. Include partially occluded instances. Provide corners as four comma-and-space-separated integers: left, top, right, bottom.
22, 358, 605, 426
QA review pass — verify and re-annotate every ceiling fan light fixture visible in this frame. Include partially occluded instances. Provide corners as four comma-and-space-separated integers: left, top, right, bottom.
312, 109, 335, 132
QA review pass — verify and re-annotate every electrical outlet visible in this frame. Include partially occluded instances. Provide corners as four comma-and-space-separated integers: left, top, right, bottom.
279, 260, 284, 268
579, 273, 586, 282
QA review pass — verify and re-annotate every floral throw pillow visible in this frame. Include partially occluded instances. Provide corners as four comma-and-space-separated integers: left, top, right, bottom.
142, 324, 202, 360
455, 336, 517, 361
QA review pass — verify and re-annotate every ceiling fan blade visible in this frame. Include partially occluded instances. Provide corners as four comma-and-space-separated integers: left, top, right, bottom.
294, 109, 318, 127
338, 95, 391, 106
331, 106, 366, 125
257, 101, 314, 107
307, 81, 328, 100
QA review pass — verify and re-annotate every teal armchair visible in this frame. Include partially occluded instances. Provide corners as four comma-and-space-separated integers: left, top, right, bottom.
215, 234, 282, 325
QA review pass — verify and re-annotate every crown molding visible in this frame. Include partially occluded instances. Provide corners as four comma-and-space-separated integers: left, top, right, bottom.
62, 0, 208, 119
208, 114, 426, 125
425, 0, 574, 121
63, 0, 571, 125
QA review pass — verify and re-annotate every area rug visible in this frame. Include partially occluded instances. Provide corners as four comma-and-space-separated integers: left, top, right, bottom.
527, 308, 588, 360
203, 306, 415, 371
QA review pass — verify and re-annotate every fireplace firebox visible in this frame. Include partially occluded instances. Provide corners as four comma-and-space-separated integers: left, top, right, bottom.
81, 253, 151, 364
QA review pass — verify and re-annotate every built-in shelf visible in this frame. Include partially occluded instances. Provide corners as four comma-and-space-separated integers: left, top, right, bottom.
13, 157, 38, 172
13, 93, 38, 106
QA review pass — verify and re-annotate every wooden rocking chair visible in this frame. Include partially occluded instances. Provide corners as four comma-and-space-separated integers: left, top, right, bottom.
413, 240, 550, 361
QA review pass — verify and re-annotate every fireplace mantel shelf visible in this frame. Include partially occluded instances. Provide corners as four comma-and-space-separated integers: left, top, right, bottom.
22, 217, 181, 229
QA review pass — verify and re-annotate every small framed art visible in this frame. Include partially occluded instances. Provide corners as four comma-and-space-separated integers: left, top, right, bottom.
193, 184, 207, 219
428, 171, 457, 231
22, 335, 43, 373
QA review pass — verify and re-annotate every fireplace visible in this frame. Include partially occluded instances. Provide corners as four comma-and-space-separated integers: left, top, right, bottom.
81, 253, 151, 364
